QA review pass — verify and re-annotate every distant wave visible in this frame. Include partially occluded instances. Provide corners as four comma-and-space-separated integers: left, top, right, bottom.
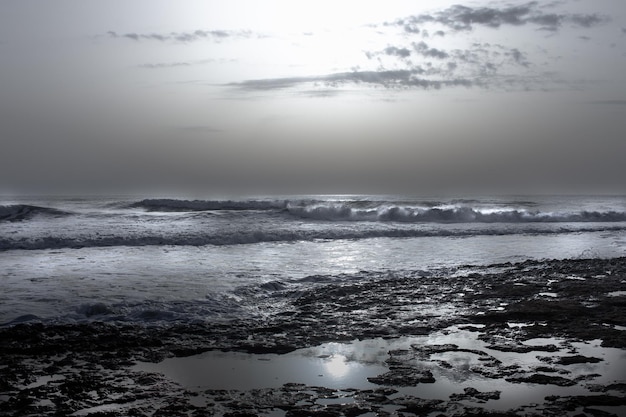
286, 203, 626, 223
0, 205, 70, 222
129, 198, 293, 211
127, 199, 626, 223
2, 225, 625, 251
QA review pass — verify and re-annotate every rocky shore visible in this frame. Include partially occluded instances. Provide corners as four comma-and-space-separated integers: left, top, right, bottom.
1, 257, 625, 416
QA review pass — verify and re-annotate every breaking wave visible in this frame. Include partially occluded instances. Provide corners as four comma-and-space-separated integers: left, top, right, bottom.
0, 205, 70, 222
128, 199, 626, 224
286, 204, 626, 223
129, 198, 293, 211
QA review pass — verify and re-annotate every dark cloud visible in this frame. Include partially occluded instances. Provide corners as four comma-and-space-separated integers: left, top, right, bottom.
230, 70, 472, 91
385, 2, 606, 32
508, 48, 530, 67
403, 24, 420, 34
368, 42, 449, 63
364, 39, 540, 91
107, 29, 252, 43
413, 41, 449, 59
384, 46, 411, 58
569, 14, 604, 28
437, 4, 533, 30
527, 13, 561, 31
123, 33, 140, 41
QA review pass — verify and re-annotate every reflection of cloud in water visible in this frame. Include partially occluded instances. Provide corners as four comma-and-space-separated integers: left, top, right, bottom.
430, 351, 485, 383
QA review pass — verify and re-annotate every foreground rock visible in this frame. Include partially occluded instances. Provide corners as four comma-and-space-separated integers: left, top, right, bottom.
1, 257, 625, 416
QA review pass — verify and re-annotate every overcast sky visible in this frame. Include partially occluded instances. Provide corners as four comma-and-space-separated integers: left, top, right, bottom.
1, 1, 625, 195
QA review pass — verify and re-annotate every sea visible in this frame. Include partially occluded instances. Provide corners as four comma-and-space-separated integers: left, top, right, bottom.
1, 194, 625, 327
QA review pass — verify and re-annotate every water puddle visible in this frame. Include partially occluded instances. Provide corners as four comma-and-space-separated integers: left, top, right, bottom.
133, 326, 626, 412
134, 339, 393, 390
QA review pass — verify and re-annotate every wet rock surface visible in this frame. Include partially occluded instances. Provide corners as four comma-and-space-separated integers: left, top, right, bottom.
1, 257, 626, 416
449, 387, 501, 402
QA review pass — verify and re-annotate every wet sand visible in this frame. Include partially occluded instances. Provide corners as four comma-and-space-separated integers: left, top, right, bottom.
1, 257, 626, 416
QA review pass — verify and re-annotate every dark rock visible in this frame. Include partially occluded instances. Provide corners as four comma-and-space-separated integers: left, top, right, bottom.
557, 355, 603, 365
368, 368, 435, 386
533, 366, 565, 374
484, 340, 559, 353
546, 394, 626, 411
602, 383, 626, 393
506, 373, 577, 386
449, 387, 501, 402
1, 257, 625, 417
395, 397, 445, 414
582, 407, 622, 416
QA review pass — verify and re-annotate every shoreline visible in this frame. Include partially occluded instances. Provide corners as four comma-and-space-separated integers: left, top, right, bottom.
1, 257, 625, 416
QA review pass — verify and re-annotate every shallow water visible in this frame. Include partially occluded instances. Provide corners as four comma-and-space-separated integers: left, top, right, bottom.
2, 194, 626, 325
2, 230, 625, 325
134, 326, 626, 412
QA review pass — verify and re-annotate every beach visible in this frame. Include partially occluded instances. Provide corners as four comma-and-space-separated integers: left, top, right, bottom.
2, 0, 626, 414
1, 256, 625, 416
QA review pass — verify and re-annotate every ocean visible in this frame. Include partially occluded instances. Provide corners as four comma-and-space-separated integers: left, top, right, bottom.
1, 194, 625, 327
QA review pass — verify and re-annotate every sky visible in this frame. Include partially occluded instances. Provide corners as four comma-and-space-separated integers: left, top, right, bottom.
0, 0, 625, 195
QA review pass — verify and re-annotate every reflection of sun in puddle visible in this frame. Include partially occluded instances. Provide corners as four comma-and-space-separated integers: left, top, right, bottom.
134, 326, 626, 412
324, 354, 349, 378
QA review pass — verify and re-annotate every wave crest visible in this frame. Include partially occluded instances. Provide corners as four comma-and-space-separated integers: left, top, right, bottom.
287, 203, 626, 223
129, 198, 292, 212
0, 205, 70, 222
127, 199, 626, 223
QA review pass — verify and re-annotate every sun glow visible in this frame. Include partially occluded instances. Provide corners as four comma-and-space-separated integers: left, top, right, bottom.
324, 354, 350, 379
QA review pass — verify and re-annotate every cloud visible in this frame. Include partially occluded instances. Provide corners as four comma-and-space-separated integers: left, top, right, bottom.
349, 38, 544, 92
301, 89, 344, 98
386, 2, 606, 32
526, 13, 561, 31
106, 29, 253, 43
436, 4, 533, 30
568, 14, 604, 28
508, 48, 530, 67
137, 59, 219, 69
139, 62, 192, 69
367, 41, 448, 61
229, 70, 472, 91
383, 46, 411, 58
413, 41, 449, 59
